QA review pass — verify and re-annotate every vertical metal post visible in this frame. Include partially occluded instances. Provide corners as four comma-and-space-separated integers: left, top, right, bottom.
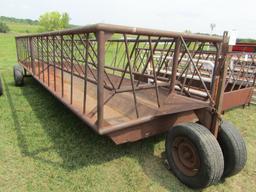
83, 33, 89, 114
70, 34, 74, 104
29, 37, 35, 74
41, 36, 45, 82
47, 36, 50, 86
37, 36, 40, 78
210, 43, 221, 100
53, 36, 56, 91
61, 35, 64, 97
148, 36, 161, 108
169, 37, 181, 94
26, 38, 29, 69
211, 32, 229, 137
97, 31, 105, 129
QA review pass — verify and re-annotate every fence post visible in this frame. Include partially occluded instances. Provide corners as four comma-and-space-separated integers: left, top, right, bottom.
97, 31, 105, 129
29, 37, 35, 74
169, 37, 181, 94
211, 31, 229, 137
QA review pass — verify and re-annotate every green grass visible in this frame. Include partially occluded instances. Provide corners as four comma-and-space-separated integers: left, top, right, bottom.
6, 21, 40, 34
0, 32, 256, 192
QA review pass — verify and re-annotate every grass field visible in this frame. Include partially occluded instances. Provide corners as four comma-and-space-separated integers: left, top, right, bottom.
0, 30, 256, 192
7, 22, 39, 33
3, 21, 40, 34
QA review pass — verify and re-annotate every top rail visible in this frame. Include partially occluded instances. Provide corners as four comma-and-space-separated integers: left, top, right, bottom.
15, 23, 223, 42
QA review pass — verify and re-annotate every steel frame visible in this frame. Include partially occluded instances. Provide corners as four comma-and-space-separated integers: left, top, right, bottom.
16, 24, 231, 144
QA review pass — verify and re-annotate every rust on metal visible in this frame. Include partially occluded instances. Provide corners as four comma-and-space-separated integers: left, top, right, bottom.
172, 136, 200, 176
222, 87, 253, 111
15, 23, 255, 144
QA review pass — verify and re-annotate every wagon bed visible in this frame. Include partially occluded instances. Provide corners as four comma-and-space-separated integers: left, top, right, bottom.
22, 62, 209, 124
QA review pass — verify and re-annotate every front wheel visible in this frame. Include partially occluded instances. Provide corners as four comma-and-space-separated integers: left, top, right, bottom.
165, 123, 224, 189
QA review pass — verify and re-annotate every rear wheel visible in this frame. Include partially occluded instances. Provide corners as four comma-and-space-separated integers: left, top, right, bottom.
217, 120, 247, 178
13, 64, 24, 86
0, 74, 3, 96
165, 123, 224, 189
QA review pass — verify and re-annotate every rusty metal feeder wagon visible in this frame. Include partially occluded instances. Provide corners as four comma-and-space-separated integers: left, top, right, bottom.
14, 24, 247, 189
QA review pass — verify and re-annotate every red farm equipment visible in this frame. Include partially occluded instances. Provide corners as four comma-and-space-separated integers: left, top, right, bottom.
14, 24, 248, 189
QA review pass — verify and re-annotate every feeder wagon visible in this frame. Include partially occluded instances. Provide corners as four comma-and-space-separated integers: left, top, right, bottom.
14, 24, 247, 189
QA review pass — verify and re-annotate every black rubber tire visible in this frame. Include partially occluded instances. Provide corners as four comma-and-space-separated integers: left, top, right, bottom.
0, 74, 3, 96
217, 120, 247, 178
13, 64, 24, 86
165, 123, 224, 189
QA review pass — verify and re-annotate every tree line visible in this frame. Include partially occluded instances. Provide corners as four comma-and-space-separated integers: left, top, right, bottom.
0, 16, 38, 25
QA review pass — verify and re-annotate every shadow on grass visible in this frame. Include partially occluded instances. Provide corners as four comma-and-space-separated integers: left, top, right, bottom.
3, 75, 197, 192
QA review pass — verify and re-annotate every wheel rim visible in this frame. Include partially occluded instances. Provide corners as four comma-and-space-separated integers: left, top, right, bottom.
172, 136, 200, 176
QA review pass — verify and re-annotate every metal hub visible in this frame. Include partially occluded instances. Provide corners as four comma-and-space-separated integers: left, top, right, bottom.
172, 136, 200, 176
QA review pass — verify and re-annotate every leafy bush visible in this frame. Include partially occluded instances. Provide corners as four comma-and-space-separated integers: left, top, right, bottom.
39, 12, 70, 32
0, 22, 10, 33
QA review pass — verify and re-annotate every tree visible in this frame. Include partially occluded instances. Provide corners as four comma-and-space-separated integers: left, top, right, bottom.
0, 22, 10, 33
61, 12, 70, 28
39, 12, 70, 32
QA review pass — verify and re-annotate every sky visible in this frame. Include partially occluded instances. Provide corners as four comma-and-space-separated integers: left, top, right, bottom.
0, 0, 255, 39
